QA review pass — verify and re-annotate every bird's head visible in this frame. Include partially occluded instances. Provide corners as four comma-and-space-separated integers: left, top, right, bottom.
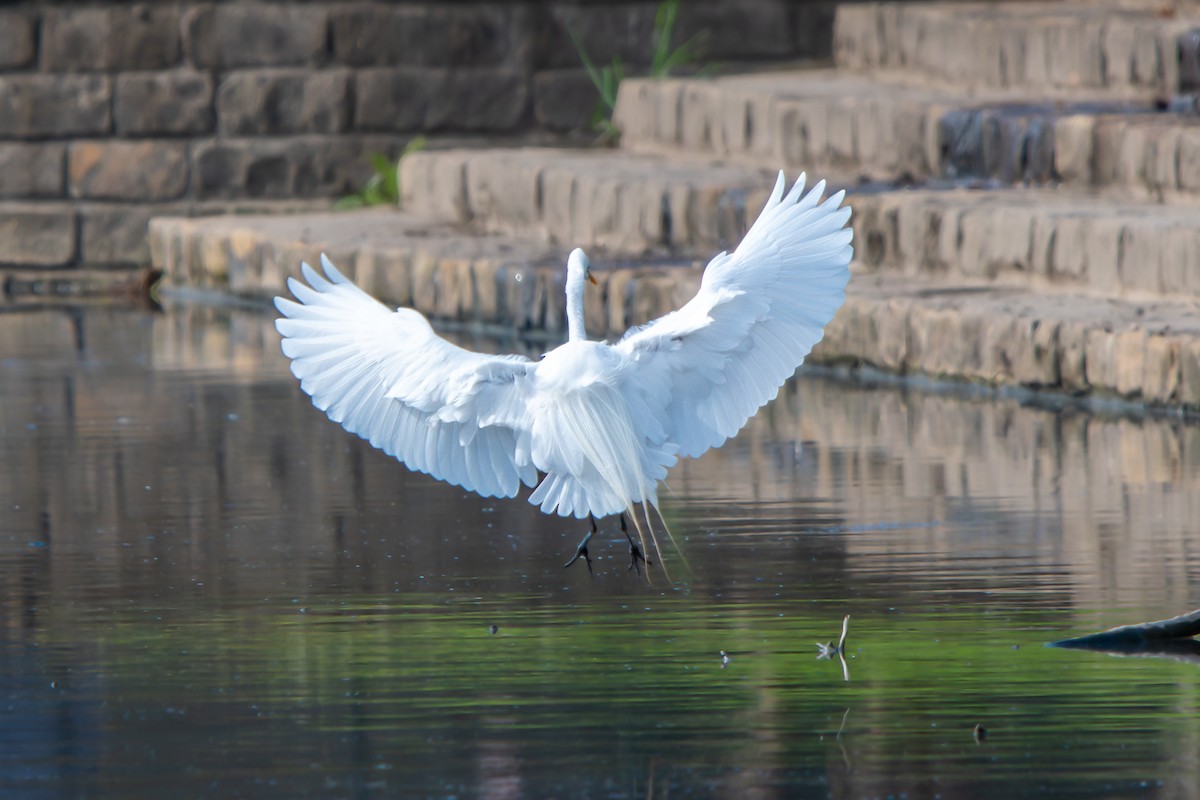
567, 248, 597, 287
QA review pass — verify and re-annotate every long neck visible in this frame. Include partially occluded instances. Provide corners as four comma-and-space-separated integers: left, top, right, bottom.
566, 277, 587, 342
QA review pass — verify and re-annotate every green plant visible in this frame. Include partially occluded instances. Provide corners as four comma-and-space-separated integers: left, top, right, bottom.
569, 0, 706, 141
568, 27, 625, 140
649, 0, 704, 77
336, 137, 427, 210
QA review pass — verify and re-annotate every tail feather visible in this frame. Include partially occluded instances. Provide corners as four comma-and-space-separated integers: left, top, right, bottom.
529, 383, 663, 518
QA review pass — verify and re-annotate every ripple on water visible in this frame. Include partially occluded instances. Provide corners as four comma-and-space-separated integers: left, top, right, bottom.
1, 305, 1199, 798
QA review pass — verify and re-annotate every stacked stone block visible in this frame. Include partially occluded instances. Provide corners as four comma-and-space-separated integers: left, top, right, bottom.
833, 3, 1196, 94
0, 0, 835, 277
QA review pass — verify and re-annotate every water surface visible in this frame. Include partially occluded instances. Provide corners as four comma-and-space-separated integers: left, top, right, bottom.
2, 304, 1199, 798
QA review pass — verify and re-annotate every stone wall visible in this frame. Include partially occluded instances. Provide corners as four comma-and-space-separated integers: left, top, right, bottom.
0, 0, 836, 275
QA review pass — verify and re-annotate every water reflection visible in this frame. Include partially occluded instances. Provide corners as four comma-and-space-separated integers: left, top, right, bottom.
2, 304, 1200, 798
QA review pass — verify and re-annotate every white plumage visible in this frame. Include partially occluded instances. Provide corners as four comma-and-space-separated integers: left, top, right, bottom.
275, 171, 853, 563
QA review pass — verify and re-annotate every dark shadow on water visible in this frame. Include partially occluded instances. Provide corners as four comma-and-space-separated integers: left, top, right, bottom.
2, 303, 1200, 798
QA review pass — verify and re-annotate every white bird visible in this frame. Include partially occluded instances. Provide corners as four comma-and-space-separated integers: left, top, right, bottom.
274, 171, 853, 576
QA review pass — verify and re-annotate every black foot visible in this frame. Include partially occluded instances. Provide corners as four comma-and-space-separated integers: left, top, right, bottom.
627, 541, 647, 575
564, 517, 597, 575
563, 538, 593, 574
619, 513, 651, 575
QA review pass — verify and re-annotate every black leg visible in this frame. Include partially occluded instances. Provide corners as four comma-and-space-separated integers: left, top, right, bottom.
620, 514, 649, 574
564, 515, 597, 575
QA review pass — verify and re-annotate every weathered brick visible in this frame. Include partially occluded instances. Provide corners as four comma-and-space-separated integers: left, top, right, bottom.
1057, 320, 1089, 391
0, 11, 35, 69
1053, 115, 1095, 182
672, 0, 794, 61
1114, 122, 1152, 197
534, 5, 658, 69
184, 4, 327, 69
218, 70, 351, 136
873, 299, 912, 372
1091, 116, 1130, 187
1114, 327, 1147, 397
1143, 125, 1181, 196
1084, 327, 1118, 393
115, 72, 214, 136
69, 142, 189, 201
79, 205, 157, 266
792, 2, 839, 60
332, 4, 524, 67
0, 76, 111, 138
1163, 224, 1200, 294
533, 69, 598, 132
1178, 338, 1200, 408
0, 205, 76, 267
355, 68, 528, 131
831, 4, 872, 70
1143, 334, 1179, 404
958, 205, 1033, 278
353, 69, 428, 130
1119, 221, 1169, 294
1082, 216, 1122, 293
0, 144, 65, 199
192, 136, 407, 200
193, 141, 292, 200
1178, 28, 1200, 92
1048, 214, 1089, 281
42, 5, 180, 71
1178, 127, 1200, 193
399, 150, 469, 221
776, 97, 830, 169
462, 152, 541, 233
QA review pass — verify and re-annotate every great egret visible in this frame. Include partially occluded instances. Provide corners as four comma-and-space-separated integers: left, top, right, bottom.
274, 171, 853, 575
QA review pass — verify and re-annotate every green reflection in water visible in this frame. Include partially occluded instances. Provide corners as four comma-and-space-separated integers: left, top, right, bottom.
28, 592, 1197, 798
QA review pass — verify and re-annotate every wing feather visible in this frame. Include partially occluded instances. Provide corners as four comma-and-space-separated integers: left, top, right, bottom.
615, 172, 853, 459
275, 254, 538, 498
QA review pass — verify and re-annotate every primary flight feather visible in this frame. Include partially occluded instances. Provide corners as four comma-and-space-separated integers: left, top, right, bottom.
275, 171, 853, 570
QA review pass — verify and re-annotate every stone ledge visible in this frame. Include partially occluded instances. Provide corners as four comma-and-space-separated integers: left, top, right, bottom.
149, 206, 1200, 409
399, 147, 1200, 304
0, 199, 330, 271
821, 274, 1200, 408
612, 69, 1200, 198
833, 2, 1196, 94
400, 147, 788, 254
851, 187, 1200, 300
150, 207, 706, 337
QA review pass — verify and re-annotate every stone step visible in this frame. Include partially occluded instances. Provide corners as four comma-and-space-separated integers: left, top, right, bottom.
0, 198, 334, 270
833, 1, 1199, 95
149, 205, 1200, 410
398, 147, 793, 255
399, 142, 1200, 302
851, 187, 1200, 300
822, 272, 1200, 408
611, 69, 1200, 199
149, 207, 699, 339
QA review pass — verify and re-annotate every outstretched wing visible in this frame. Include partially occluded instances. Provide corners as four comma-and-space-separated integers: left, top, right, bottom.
614, 172, 853, 459
275, 255, 539, 499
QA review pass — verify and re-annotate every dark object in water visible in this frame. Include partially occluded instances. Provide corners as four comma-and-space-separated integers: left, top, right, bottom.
1051, 609, 1200, 662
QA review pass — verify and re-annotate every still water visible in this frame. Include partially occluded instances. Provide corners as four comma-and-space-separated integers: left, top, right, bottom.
2, 303, 1200, 799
